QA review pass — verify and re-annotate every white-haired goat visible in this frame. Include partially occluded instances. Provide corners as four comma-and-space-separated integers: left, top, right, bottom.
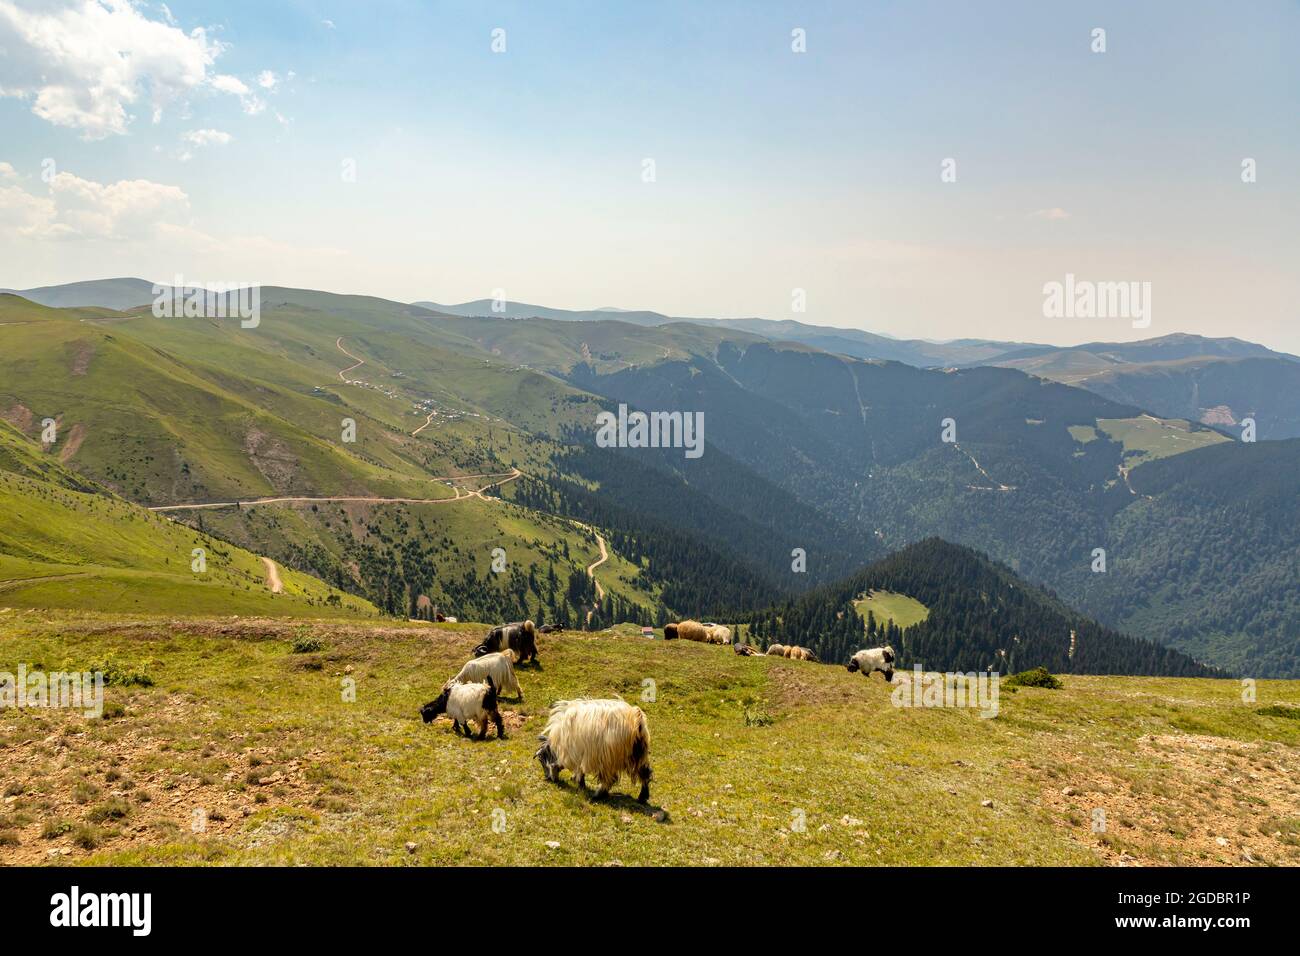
420, 677, 505, 740
847, 646, 896, 682
448, 650, 523, 699
535, 699, 653, 803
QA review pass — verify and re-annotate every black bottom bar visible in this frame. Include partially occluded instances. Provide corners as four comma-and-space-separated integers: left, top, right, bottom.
0, 865, 1282, 940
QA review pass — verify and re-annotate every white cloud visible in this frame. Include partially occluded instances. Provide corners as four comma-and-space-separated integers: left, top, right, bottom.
210, 74, 248, 96
257, 70, 277, 90
1030, 207, 1071, 221
182, 128, 232, 147
0, 182, 56, 237
0, 167, 189, 240
322, 19, 336, 29
0, 0, 223, 138
211, 72, 266, 114
0, 161, 18, 182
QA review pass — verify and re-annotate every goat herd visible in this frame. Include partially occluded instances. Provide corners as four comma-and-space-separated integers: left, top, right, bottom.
418, 618, 897, 804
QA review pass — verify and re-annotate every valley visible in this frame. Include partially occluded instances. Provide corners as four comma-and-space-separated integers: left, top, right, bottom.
1, 285, 1297, 677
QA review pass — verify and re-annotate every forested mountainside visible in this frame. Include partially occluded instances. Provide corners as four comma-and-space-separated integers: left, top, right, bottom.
565, 338, 1296, 676
745, 538, 1219, 678
1068, 439, 1300, 677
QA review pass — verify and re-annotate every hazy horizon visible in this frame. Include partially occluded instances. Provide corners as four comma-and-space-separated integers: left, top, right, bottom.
7, 273, 1300, 355
2, 1, 1297, 351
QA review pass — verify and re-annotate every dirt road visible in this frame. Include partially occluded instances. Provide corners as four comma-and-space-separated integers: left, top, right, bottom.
261, 557, 284, 594
586, 533, 608, 600
147, 470, 522, 512
335, 337, 366, 382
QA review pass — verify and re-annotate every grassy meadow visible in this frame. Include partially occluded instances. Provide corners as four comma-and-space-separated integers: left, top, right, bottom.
2, 613, 1297, 867
1097, 416, 1230, 467
853, 590, 931, 630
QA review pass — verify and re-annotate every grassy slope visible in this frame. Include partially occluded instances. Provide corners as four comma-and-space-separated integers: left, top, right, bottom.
0, 295, 663, 620
853, 590, 930, 629
0, 303, 462, 503
184, 493, 663, 616
1, 615, 1297, 866
1096, 416, 1229, 467
0, 423, 376, 618
0, 293, 600, 505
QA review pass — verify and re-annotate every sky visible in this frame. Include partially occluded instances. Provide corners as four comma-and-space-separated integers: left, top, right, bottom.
1, 0, 1297, 351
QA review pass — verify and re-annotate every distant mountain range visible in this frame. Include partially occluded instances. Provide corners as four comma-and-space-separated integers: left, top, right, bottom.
978, 335, 1300, 439
3, 279, 1297, 675
415, 297, 1037, 366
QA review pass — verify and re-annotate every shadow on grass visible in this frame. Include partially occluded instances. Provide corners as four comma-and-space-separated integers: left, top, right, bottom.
547, 778, 668, 821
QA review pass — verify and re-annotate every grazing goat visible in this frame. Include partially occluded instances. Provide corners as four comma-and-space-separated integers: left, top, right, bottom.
766, 643, 787, 656
420, 676, 505, 740
538, 624, 564, 634
450, 650, 523, 699
535, 699, 652, 803
847, 646, 896, 682
733, 642, 762, 656
476, 620, 538, 664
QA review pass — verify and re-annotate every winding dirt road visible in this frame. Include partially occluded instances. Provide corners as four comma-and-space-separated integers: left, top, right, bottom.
147, 469, 522, 513
586, 533, 608, 600
261, 557, 284, 594
335, 337, 366, 383
411, 411, 436, 436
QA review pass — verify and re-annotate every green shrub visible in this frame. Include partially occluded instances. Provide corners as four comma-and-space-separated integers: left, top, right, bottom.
41, 819, 73, 840
72, 824, 102, 850
86, 798, 130, 823
76, 657, 154, 687
290, 627, 324, 654
1003, 666, 1063, 690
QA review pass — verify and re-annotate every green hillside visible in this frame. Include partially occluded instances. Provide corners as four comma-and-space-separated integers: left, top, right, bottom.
748, 539, 1217, 678
0, 423, 375, 617
2, 613, 1297, 866
177, 490, 663, 626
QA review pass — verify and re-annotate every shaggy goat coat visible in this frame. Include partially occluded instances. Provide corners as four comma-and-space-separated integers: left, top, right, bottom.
847, 646, 896, 681
449, 651, 522, 699
477, 620, 538, 663
420, 677, 505, 739
445, 682, 494, 725
535, 699, 652, 802
766, 643, 787, 656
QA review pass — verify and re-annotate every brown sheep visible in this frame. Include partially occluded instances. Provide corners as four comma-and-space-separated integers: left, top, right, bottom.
664, 620, 730, 644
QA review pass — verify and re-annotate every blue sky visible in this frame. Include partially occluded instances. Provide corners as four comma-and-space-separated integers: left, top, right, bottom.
1, 0, 1297, 350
